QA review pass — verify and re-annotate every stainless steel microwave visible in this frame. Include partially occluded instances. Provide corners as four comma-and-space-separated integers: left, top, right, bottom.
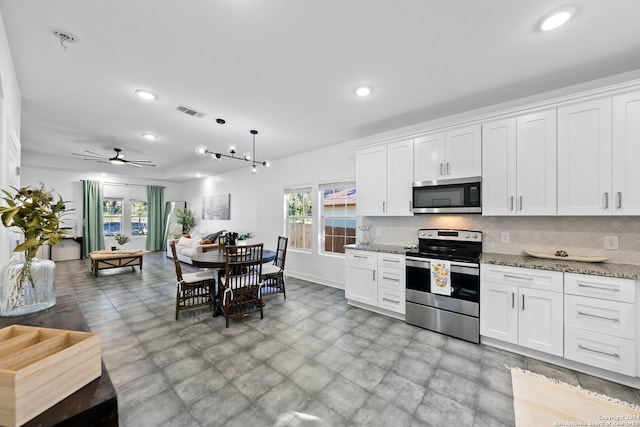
412, 177, 481, 214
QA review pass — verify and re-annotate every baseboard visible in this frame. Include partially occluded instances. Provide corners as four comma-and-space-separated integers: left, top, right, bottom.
286, 271, 344, 290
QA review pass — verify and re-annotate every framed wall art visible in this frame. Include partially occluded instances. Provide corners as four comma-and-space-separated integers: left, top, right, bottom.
202, 193, 230, 220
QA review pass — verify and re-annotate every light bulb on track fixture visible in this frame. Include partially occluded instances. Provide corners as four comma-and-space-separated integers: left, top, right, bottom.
194, 123, 270, 174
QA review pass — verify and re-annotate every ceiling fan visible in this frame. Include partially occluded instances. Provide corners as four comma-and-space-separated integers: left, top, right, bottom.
72, 148, 156, 168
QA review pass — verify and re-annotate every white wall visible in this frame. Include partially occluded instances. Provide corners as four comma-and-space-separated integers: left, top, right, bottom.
21, 167, 182, 259
0, 11, 22, 268
181, 140, 357, 288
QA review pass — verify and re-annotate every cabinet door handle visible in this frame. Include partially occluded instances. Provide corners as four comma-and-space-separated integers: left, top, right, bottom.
617, 192, 622, 209
353, 255, 368, 259
372, 270, 376, 281
439, 163, 444, 176
604, 192, 609, 209
510, 196, 514, 211
519, 196, 523, 211
382, 258, 400, 263
382, 201, 386, 213
577, 311, 619, 323
511, 292, 515, 308
446, 162, 451, 175
522, 294, 525, 311
577, 282, 620, 293
382, 297, 400, 304
578, 344, 619, 359
504, 274, 534, 281
382, 276, 399, 281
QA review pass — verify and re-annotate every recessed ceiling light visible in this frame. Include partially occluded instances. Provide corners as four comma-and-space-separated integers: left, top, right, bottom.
141, 133, 157, 141
354, 85, 373, 97
540, 7, 575, 31
135, 89, 158, 100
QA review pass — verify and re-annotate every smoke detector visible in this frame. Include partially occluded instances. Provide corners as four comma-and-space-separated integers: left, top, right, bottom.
52, 30, 78, 50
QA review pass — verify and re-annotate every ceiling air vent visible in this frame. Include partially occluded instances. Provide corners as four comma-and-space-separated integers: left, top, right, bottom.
175, 105, 206, 118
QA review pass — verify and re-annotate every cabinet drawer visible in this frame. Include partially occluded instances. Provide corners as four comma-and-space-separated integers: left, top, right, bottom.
480, 264, 563, 293
564, 295, 635, 339
564, 326, 636, 376
378, 266, 405, 291
378, 253, 405, 269
378, 287, 405, 314
346, 250, 377, 266
564, 273, 636, 302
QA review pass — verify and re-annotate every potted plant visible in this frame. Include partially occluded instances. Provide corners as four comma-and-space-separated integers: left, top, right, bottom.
175, 209, 195, 234
114, 233, 130, 249
236, 232, 253, 245
0, 184, 71, 316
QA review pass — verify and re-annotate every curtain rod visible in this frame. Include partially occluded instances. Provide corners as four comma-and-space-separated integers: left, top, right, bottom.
80, 180, 165, 189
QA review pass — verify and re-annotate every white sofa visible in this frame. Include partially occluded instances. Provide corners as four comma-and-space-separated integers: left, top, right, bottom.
166, 235, 221, 265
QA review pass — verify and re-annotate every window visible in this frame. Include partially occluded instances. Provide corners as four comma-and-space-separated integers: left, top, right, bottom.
320, 183, 356, 254
102, 199, 123, 236
130, 200, 148, 236
285, 186, 312, 250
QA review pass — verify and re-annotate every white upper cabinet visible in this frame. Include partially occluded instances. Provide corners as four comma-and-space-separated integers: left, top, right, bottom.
482, 110, 556, 216
558, 98, 613, 215
386, 140, 414, 216
356, 139, 413, 216
355, 145, 387, 215
414, 125, 481, 182
612, 90, 640, 215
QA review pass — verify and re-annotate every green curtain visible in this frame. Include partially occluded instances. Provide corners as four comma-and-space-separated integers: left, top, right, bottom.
82, 180, 105, 257
146, 185, 165, 251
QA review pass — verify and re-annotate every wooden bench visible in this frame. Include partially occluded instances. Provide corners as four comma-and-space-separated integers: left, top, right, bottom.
89, 250, 144, 277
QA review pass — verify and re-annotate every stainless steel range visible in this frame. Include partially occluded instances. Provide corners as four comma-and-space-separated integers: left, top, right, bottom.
405, 229, 482, 343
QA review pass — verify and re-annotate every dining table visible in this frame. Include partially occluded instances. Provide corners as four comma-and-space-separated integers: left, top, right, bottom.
190, 248, 276, 316
190, 248, 276, 269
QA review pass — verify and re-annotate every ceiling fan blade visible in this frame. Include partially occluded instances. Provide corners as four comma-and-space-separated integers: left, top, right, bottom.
129, 161, 156, 167
72, 152, 103, 159
84, 150, 109, 157
124, 161, 142, 168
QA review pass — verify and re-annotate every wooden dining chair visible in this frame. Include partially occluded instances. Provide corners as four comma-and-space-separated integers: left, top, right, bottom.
260, 236, 288, 299
170, 241, 216, 319
220, 243, 264, 328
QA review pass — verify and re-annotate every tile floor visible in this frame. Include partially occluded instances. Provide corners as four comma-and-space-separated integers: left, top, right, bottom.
54, 252, 640, 427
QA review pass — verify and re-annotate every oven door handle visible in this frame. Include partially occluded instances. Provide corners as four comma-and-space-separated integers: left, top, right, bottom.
406, 257, 479, 269
406, 257, 479, 276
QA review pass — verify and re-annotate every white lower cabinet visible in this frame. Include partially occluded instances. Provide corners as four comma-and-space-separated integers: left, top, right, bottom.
564, 273, 637, 376
377, 254, 406, 315
480, 264, 564, 357
345, 250, 405, 316
345, 250, 377, 306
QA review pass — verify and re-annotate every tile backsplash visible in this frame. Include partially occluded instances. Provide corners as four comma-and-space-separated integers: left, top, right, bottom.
362, 215, 640, 265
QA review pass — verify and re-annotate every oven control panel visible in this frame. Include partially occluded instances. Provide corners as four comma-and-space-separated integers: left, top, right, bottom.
418, 229, 482, 242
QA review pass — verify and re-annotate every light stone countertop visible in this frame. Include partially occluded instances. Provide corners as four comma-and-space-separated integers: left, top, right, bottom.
344, 243, 409, 255
480, 252, 640, 280
345, 244, 640, 280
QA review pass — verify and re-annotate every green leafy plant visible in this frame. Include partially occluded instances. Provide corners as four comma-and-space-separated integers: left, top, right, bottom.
175, 209, 195, 234
0, 183, 72, 285
237, 232, 253, 240
114, 233, 130, 246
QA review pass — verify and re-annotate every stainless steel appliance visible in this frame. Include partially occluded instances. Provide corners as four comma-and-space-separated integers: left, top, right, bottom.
411, 177, 481, 214
406, 229, 482, 343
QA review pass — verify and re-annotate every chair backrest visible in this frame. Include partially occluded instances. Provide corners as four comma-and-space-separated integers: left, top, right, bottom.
274, 236, 288, 269
169, 241, 184, 282
224, 243, 263, 289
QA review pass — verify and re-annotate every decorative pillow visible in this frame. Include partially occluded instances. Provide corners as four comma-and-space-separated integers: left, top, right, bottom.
176, 237, 192, 247
200, 239, 212, 245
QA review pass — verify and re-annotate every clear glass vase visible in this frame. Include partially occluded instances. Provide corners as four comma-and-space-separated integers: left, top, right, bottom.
0, 253, 56, 317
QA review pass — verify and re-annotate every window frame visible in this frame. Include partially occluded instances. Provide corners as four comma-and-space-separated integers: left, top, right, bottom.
130, 199, 148, 236
284, 185, 313, 252
319, 182, 356, 255
102, 198, 123, 237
